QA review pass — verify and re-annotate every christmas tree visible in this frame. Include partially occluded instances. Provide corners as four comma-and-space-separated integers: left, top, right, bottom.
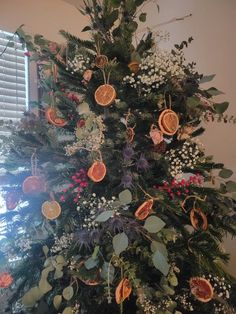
0, 1, 236, 313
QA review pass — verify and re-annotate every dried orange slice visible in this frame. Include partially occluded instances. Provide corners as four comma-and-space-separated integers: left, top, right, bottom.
42, 200, 61, 220
94, 84, 116, 107
95, 55, 108, 69
135, 199, 154, 220
115, 278, 132, 304
190, 208, 208, 231
126, 127, 135, 143
190, 277, 214, 302
22, 176, 46, 194
158, 109, 179, 136
45, 107, 67, 127
87, 161, 106, 182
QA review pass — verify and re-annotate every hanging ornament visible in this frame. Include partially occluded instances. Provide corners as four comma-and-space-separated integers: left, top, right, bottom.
128, 61, 140, 74
189, 277, 214, 303
135, 199, 154, 220
5, 191, 20, 210
87, 161, 106, 183
0, 272, 13, 288
190, 208, 208, 231
149, 125, 164, 145
126, 127, 135, 143
95, 54, 108, 69
41, 200, 61, 220
45, 107, 67, 127
22, 152, 46, 195
94, 84, 116, 107
158, 109, 179, 136
115, 278, 132, 304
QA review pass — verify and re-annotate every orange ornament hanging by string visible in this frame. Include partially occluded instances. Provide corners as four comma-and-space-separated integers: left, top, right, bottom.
115, 278, 132, 304
158, 109, 179, 136
190, 208, 208, 231
94, 84, 116, 107
5, 192, 20, 210
22, 176, 46, 194
189, 277, 214, 303
42, 200, 61, 220
126, 127, 135, 143
45, 107, 67, 127
95, 55, 108, 69
0, 272, 13, 288
87, 161, 107, 183
135, 199, 154, 220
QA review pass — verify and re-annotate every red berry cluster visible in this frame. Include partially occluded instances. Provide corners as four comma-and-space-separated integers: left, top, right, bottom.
60, 168, 88, 203
154, 174, 203, 199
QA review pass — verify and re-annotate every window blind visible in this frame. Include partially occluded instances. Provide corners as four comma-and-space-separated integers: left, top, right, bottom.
0, 30, 28, 136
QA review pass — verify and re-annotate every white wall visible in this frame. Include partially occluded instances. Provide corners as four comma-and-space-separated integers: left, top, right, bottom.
0, 0, 235, 275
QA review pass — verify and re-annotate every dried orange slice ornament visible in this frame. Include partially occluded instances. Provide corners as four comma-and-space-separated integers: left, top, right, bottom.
45, 107, 67, 127
115, 278, 132, 304
190, 277, 214, 303
158, 109, 179, 136
190, 208, 208, 231
0, 272, 13, 288
135, 199, 154, 220
94, 84, 116, 107
95, 55, 108, 69
126, 127, 135, 143
42, 200, 61, 220
87, 161, 107, 182
22, 176, 46, 194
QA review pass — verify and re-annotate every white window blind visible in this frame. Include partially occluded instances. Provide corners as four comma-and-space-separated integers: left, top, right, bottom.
0, 30, 28, 135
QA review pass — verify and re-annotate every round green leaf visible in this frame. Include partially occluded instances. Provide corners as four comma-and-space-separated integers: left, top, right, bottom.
62, 307, 73, 314
62, 286, 74, 301
226, 181, 236, 192
119, 189, 132, 205
113, 232, 128, 256
95, 210, 114, 222
152, 251, 170, 276
22, 287, 43, 307
144, 216, 166, 233
53, 295, 62, 310
219, 168, 233, 179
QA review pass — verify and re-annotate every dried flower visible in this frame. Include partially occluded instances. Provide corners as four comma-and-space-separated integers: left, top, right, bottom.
136, 154, 149, 171
0, 272, 13, 288
123, 145, 135, 160
83, 69, 93, 82
149, 128, 163, 145
121, 172, 133, 188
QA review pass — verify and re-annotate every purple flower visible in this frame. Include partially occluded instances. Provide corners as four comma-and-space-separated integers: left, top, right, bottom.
121, 171, 133, 188
136, 154, 150, 171
123, 145, 135, 160
74, 230, 94, 250
106, 216, 124, 233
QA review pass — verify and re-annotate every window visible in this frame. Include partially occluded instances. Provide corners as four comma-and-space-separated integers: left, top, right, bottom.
0, 29, 28, 135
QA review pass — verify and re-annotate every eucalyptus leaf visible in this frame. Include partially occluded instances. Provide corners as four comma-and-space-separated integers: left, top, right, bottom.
62, 307, 73, 314
144, 216, 166, 233
219, 168, 233, 179
39, 278, 52, 294
139, 13, 147, 22
92, 245, 100, 260
152, 251, 170, 276
207, 87, 224, 96
82, 26, 92, 32
186, 96, 199, 108
119, 189, 132, 205
56, 255, 66, 265
101, 262, 115, 283
113, 232, 128, 256
150, 241, 168, 258
77, 102, 90, 115
213, 102, 229, 114
226, 181, 236, 192
62, 286, 74, 301
54, 268, 63, 279
22, 287, 42, 307
199, 74, 215, 84
42, 245, 49, 257
53, 295, 62, 310
95, 210, 114, 222
84, 257, 98, 270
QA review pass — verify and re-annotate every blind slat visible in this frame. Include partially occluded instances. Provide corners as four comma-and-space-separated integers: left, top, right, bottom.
0, 30, 27, 124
